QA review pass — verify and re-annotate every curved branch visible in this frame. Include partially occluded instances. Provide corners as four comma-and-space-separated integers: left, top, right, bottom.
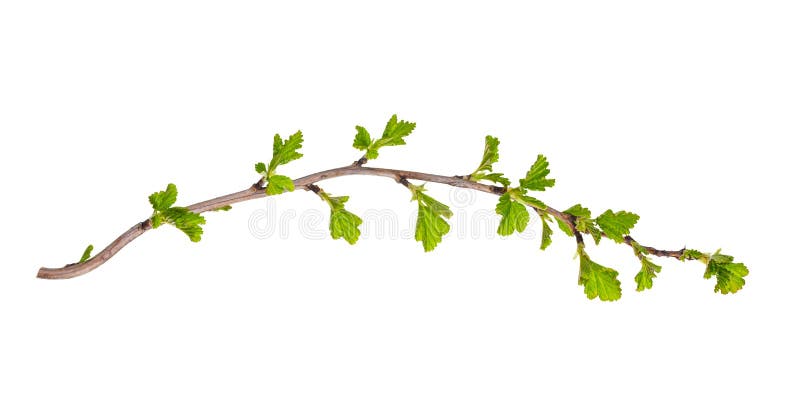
36, 165, 684, 279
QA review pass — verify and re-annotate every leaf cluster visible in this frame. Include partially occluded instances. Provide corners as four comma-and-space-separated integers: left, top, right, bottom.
255, 131, 304, 195
701, 249, 748, 294
469, 136, 510, 186
352, 114, 416, 161
149, 183, 206, 242
485, 141, 555, 242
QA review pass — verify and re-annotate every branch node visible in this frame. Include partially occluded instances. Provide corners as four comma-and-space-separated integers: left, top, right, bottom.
306, 183, 322, 194
352, 156, 368, 167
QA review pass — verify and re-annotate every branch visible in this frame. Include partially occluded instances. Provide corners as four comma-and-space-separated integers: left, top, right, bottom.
37, 114, 748, 301
38, 165, 679, 280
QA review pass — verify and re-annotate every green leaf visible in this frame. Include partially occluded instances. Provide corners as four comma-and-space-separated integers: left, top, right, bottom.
149, 183, 178, 212
518, 195, 547, 210
472, 172, 511, 187
563, 204, 591, 219
151, 213, 165, 228
365, 147, 379, 160
415, 203, 451, 252
148, 184, 206, 242
703, 250, 733, 278
634, 256, 661, 291
474, 135, 500, 174
495, 192, 529, 236
254, 162, 267, 176
630, 241, 660, 291
330, 207, 362, 245
79, 244, 93, 263
175, 224, 203, 242
162, 207, 206, 242
213, 205, 232, 211
352, 126, 371, 151
681, 249, 706, 261
411, 186, 452, 252
584, 223, 603, 245
265, 175, 295, 196
596, 209, 640, 243
468, 135, 509, 186
379, 114, 416, 146
556, 218, 574, 237
319, 193, 363, 245
578, 248, 622, 301
353, 114, 416, 161
538, 212, 553, 250
258, 131, 302, 195
519, 155, 555, 191
268, 131, 304, 175
703, 250, 748, 294
415, 189, 454, 219
713, 262, 748, 294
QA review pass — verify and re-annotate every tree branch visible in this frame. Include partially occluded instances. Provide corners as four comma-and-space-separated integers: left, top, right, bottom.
36, 165, 689, 280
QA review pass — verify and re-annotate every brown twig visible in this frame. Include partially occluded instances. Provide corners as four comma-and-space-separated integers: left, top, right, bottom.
36, 165, 686, 279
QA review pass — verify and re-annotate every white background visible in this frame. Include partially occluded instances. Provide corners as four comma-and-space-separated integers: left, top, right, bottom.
1, 1, 798, 419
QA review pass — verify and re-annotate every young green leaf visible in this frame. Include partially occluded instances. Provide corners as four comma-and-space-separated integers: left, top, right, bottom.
472, 172, 511, 186
79, 244, 93, 263
518, 195, 547, 210
265, 175, 295, 196
352, 114, 416, 161
149, 183, 178, 212
148, 184, 206, 242
629, 242, 660, 291
556, 218, 574, 237
268, 131, 304, 174
584, 223, 603, 245
331, 208, 362, 245
712, 262, 748, 294
519, 155, 555, 191
538, 212, 553, 250
254, 162, 267, 176
578, 247, 622, 301
563, 204, 602, 244
352, 126, 372, 151
634, 256, 661, 291
319, 193, 363, 245
703, 250, 748, 294
410, 185, 452, 252
151, 213, 165, 228
596, 209, 640, 243
415, 205, 451, 252
495, 192, 529, 236
563, 203, 591, 219
380, 114, 416, 146
162, 207, 206, 242
257, 131, 303, 195
469, 135, 510, 186
474, 135, 500, 173
213, 205, 232, 212
680, 249, 706, 261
